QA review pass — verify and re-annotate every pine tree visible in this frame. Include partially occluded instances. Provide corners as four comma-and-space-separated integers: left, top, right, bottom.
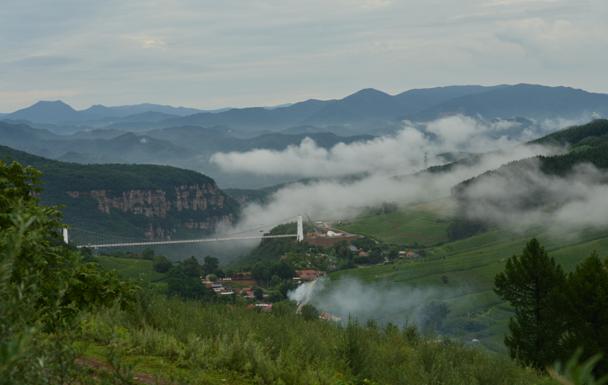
563, 252, 608, 376
494, 238, 566, 370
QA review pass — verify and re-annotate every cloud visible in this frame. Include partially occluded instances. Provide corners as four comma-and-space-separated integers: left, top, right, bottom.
288, 277, 458, 329
222, 142, 555, 237
457, 161, 608, 235
210, 115, 559, 178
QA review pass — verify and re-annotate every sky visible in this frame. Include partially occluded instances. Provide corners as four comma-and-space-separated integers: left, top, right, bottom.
1, 0, 607, 111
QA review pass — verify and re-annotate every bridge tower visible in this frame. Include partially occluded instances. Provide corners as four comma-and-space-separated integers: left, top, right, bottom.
62, 228, 69, 245
296, 215, 304, 242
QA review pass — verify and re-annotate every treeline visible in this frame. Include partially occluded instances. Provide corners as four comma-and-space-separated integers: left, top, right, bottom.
495, 239, 608, 377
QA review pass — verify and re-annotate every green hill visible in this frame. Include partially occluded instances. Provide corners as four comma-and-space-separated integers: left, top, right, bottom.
339, 202, 452, 246
0, 145, 240, 244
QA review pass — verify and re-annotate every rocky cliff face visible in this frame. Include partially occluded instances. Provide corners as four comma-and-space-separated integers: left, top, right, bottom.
0, 144, 240, 243
68, 184, 227, 217
65, 183, 238, 240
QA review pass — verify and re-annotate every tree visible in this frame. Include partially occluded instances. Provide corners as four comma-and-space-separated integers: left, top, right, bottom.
142, 248, 155, 260
202, 255, 219, 275
153, 255, 172, 273
166, 261, 212, 300
253, 287, 264, 300
563, 252, 608, 376
181, 256, 202, 277
494, 238, 566, 370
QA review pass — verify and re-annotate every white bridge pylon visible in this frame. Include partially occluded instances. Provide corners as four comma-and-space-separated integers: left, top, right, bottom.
68, 215, 305, 249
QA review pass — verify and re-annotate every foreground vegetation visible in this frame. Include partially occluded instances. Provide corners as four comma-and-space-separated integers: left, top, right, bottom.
0, 155, 567, 385
81, 295, 554, 385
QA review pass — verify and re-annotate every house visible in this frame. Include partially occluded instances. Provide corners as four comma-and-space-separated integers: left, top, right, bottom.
295, 269, 325, 281
319, 311, 342, 322
255, 303, 273, 312
405, 251, 420, 259
399, 250, 420, 259
241, 287, 255, 299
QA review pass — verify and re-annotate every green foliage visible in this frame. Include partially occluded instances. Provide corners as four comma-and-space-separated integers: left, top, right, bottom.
251, 260, 295, 286
300, 304, 319, 321
152, 255, 173, 273
495, 239, 608, 376
550, 350, 608, 385
240, 222, 312, 265
202, 255, 221, 276
0, 160, 137, 384
166, 256, 215, 301
141, 248, 155, 260
494, 239, 566, 369
562, 253, 608, 376
532, 119, 608, 148
81, 295, 552, 385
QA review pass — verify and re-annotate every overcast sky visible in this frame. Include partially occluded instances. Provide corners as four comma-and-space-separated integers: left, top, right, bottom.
1, 0, 606, 111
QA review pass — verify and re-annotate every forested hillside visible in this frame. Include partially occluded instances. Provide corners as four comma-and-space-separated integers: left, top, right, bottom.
0, 145, 239, 242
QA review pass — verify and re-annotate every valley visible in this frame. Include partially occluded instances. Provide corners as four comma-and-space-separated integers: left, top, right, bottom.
5, 1, 608, 383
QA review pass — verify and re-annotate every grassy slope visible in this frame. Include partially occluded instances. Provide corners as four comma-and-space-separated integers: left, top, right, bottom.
94, 255, 168, 291
331, 226, 608, 352
339, 204, 452, 246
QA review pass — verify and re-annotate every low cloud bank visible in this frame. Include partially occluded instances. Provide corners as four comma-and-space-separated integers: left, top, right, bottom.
210, 115, 555, 178
223, 144, 554, 234
289, 277, 458, 329
459, 161, 608, 235
212, 115, 608, 241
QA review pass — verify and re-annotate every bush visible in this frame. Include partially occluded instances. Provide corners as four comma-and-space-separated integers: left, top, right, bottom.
153, 255, 172, 273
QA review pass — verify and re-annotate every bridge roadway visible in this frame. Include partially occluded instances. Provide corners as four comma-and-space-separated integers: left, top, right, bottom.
76, 233, 298, 249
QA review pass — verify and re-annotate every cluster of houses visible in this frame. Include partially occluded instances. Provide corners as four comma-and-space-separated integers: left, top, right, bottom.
201, 277, 235, 296
293, 269, 325, 283
305, 227, 360, 247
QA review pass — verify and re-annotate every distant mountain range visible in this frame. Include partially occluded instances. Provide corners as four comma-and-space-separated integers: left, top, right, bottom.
0, 120, 371, 187
5, 101, 207, 124
1, 83, 607, 188
3, 84, 607, 136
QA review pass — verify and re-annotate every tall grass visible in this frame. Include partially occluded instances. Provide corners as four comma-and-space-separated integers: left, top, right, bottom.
81, 295, 554, 385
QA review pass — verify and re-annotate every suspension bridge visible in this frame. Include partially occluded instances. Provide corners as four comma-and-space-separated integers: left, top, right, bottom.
63, 215, 305, 249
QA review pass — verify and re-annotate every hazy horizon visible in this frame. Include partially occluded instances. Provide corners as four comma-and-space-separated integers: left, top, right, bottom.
2, 0, 607, 111
2, 82, 607, 114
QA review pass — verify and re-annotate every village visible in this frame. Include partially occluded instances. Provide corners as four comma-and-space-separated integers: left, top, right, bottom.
196, 223, 422, 315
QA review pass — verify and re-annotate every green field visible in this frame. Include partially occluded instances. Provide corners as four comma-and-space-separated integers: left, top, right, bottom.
330, 226, 608, 352
94, 255, 168, 291
339, 202, 452, 246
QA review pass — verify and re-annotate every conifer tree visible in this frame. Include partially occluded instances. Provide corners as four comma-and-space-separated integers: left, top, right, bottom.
494, 238, 566, 369
563, 252, 608, 376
